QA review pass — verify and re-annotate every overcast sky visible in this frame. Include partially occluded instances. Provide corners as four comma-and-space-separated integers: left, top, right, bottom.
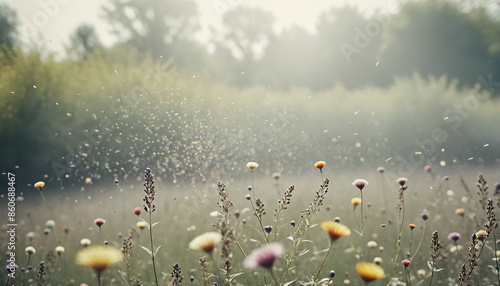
2, 0, 392, 55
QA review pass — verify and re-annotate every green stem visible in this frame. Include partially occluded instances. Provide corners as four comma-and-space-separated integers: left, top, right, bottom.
360, 189, 365, 261
313, 241, 334, 282
149, 211, 159, 286
411, 222, 426, 261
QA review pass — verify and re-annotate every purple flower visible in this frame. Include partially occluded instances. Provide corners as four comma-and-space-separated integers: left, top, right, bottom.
447, 232, 461, 242
6, 263, 18, 273
377, 167, 385, 173
243, 243, 283, 269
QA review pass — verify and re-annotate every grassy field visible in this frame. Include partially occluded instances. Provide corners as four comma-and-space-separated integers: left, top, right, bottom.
3, 164, 500, 286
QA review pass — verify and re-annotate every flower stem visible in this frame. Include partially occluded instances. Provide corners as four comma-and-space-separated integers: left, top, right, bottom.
148, 211, 159, 286
313, 241, 334, 282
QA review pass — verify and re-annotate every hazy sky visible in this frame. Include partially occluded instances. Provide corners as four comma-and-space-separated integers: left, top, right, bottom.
2, 0, 391, 54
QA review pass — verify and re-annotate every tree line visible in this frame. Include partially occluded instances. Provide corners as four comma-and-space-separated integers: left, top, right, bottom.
1, 0, 500, 92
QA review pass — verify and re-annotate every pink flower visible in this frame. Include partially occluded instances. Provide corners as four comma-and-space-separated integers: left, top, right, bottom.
424, 165, 432, 172
243, 243, 283, 269
402, 259, 410, 267
352, 179, 368, 190
273, 172, 281, 180
94, 218, 105, 227
377, 167, 385, 173
397, 177, 407, 186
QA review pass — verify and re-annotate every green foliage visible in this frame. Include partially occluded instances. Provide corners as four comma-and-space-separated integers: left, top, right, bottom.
0, 3, 18, 52
0, 46, 499, 186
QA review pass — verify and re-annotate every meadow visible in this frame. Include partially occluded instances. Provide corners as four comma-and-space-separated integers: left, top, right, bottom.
3, 163, 500, 286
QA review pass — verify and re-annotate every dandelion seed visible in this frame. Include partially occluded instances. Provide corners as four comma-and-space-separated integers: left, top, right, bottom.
243, 243, 283, 269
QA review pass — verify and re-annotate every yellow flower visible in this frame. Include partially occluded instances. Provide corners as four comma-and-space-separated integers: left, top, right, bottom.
314, 161, 326, 170
455, 208, 465, 217
34, 181, 45, 189
136, 221, 147, 230
188, 232, 222, 253
246, 162, 259, 170
351, 197, 361, 206
320, 221, 351, 241
476, 230, 487, 241
356, 262, 385, 282
76, 245, 122, 273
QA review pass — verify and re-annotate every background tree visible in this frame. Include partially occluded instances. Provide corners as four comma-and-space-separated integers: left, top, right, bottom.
377, 0, 495, 87
311, 6, 381, 90
102, 0, 205, 69
68, 24, 102, 60
211, 6, 275, 86
0, 3, 18, 53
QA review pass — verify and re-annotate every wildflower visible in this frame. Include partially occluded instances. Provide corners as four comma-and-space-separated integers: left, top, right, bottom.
25, 246, 36, 255
85, 178, 92, 184
397, 177, 407, 186
321, 221, 351, 241
80, 238, 91, 247
373, 257, 382, 265
455, 208, 465, 217
367, 241, 377, 249
402, 259, 410, 267
34, 181, 45, 189
330, 270, 336, 277
246, 162, 259, 170
264, 226, 273, 233
355, 262, 385, 282
76, 245, 123, 273
421, 213, 429, 221
314, 161, 326, 172
290, 220, 296, 227
417, 269, 426, 278
409, 223, 416, 230
94, 218, 105, 227
377, 167, 385, 173
352, 179, 368, 190
188, 232, 222, 253
476, 230, 487, 241
424, 165, 432, 172
55, 246, 65, 256
447, 232, 461, 242
62, 225, 70, 234
27, 231, 35, 241
136, 221, 147, 230
243, 243, 284, 269
351, 197, 361, 206
6, 263, 18, 273
134, 207, 142, 216
45, 220, 56, 229
273, 172, 281, 179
